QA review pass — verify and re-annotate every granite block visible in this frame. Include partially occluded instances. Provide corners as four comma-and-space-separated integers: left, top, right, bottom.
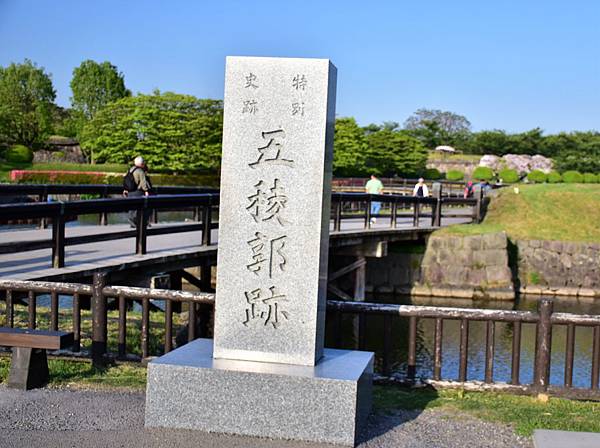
145, 339, 373, 446
214, 56, 337, 366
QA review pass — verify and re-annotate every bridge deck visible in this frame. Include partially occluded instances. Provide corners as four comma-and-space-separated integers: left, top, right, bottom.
0, 215, 470, 281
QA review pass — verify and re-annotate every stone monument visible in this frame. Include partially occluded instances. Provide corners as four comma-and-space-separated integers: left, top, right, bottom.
145, 56, 373, 446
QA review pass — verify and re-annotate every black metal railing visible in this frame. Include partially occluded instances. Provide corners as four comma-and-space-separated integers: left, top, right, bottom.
0, 278, 598, 399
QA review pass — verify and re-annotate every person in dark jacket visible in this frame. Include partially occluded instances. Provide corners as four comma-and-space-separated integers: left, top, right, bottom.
124, 156, 153, 228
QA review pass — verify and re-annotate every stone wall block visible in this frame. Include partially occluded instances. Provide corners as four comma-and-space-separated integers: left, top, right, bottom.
445, 266, 469, 286
562, 242, 580, 255
464, 236, 482, 251
427, 236, 443, 250
559, 253, 573, 269
467, 269, 487, 286
482, 232, 507, 250
486, 265, 512, 286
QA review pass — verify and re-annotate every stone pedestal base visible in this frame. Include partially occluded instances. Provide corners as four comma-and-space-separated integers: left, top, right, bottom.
145, 339, 373, 446
8, 347, 49, 390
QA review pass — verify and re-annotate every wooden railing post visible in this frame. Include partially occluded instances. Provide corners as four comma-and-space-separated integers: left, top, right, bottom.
412, 200, 420, 227
473, 184, 483, 223
202, 204, 212, 246
431, 182, 442, 227
91, 272, 108, 368
534, 298, 554, 392
39, 192, 48, 229
198, 262, 213, 338
51, 207, 65, 268
334, 199, 342, 232
365, 197, 371, 229
99, 186, 108, 225
136, 198, 147, 255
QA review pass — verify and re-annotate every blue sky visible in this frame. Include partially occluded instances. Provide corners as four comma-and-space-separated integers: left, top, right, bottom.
1, 0, 598, 133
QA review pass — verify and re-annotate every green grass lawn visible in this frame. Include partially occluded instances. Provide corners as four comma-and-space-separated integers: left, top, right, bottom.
0, 304, 187, 358
440, 183, 600, 242
0, 355, 147, 389
375, 386, 600, 437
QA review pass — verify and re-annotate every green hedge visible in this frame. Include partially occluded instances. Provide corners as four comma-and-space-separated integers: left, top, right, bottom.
6, 145, 33, 163
547, 171, 562, 183
14, 170, 220, 187
562, 170, 584, 183
423, 168, 443, 180
446, 170, 464, 181
527, 170, 548, 183
472, 166, 494, 181
583, 173, 599, 183
498, 168, 519, 183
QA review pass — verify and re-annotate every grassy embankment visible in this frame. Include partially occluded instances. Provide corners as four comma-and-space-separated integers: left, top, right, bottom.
440, 183, 600, 243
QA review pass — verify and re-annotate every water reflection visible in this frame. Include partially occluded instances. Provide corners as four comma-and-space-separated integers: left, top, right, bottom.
324, 295, 600, 389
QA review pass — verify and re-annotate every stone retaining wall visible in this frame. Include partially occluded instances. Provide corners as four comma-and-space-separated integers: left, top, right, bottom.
516, 240, 600, 298
367, 232, 514, 300
417, 232, 514, 300
366, 233, 600, 300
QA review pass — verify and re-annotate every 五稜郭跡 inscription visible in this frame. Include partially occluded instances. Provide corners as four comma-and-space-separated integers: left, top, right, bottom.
214, 57, 337, 366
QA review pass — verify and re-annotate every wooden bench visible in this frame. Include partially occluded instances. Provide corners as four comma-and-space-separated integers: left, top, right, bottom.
0, 327, 74, 390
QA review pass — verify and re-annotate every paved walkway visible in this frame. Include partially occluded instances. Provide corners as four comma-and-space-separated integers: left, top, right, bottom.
0, 386, 530, 448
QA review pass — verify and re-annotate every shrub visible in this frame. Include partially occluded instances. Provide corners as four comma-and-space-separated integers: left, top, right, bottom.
562, 170, 584, 183
547, 171, 562, 183
527, 170, 548, 183
498, 168, 519, 183
446, 170, 464, 181
105, 173, 220, 187
14, 171, 105, 184
472, 166, 494, 181
583, 173, 599, 183
423, 168, 443, 180
10, 169, 220, 187
5, 145, 33, 163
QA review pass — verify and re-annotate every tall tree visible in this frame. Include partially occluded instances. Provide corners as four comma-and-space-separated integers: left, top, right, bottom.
70, 60, 130, 120
333, 117, 368, 177
0, 59, 56, 148
404, 108, 471, 150
366, 129, 428, 177
79, 92, 223, 169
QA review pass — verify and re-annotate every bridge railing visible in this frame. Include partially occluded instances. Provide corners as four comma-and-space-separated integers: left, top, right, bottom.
0, 191, 480, 269
0, 277, 598, 399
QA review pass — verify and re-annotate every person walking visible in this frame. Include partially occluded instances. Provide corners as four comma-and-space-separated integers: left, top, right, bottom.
464, 180, 474, 198
123, 156, 153, 228
365, 174, 384, 224
413, 177, 429, 197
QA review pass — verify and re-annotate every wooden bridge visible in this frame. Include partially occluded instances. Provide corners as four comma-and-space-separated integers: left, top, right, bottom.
0, 183, 479, 285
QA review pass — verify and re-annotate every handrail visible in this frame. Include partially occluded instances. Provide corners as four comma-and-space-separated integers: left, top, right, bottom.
0, 191, 476, 219
0, 189, 480, 268
1, 278, 599, 396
